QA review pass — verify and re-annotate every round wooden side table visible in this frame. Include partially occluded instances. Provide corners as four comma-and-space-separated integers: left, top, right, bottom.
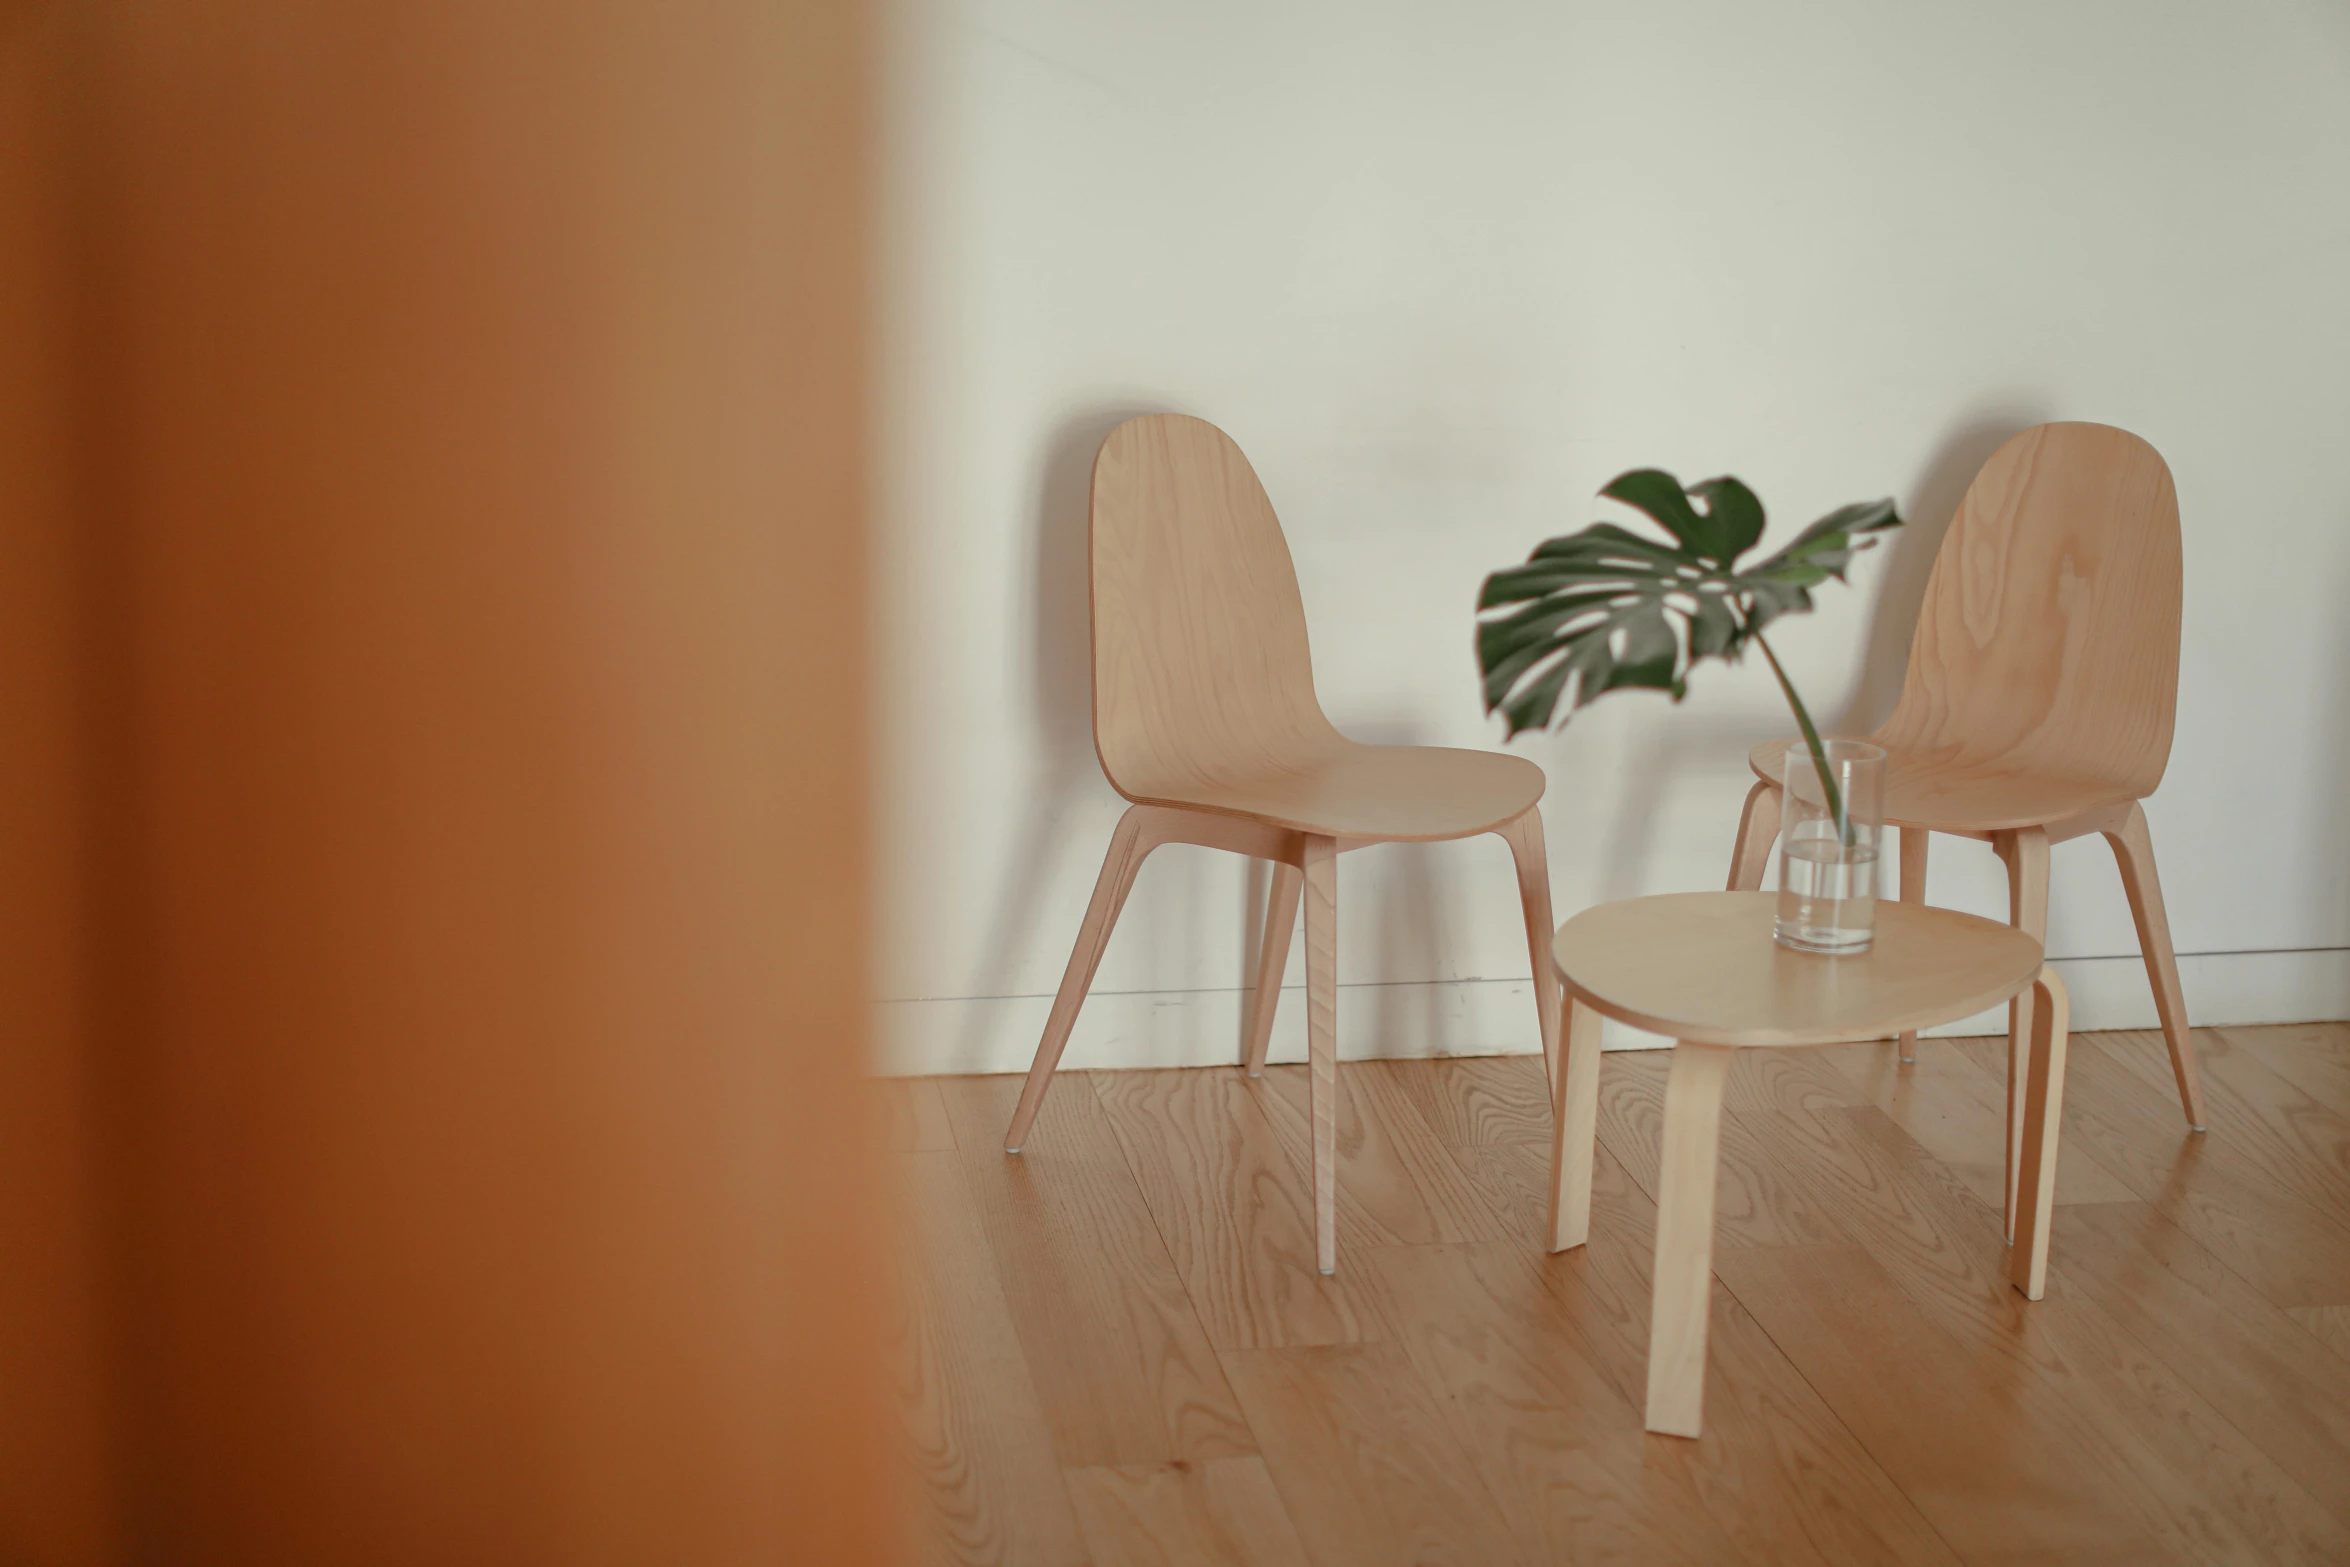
1544, 890, 2067, 1439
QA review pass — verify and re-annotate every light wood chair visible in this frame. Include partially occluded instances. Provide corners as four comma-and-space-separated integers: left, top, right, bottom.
1727, 421, 2206, 1237
1002, 413, 1563, 1275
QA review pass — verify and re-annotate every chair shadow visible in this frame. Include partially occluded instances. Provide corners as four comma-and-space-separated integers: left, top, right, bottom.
1354, 720, 1461, 1060
953, 403, 2062, 1071
947, 401, 1161, 1074
2324, 566, 2350, 944
1832, 408, 2046, 735
1231, 720, 1463, 1064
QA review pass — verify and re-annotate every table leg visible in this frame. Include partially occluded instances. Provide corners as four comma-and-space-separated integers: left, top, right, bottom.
1546, 997, 1603, 1252
2010, 966, 2072, 1301
1895, 826, 1929, 1063
1646, 1042, 1734, 1438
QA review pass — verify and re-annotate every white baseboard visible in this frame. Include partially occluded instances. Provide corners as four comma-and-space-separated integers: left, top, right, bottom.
875, 946, 2350, 1076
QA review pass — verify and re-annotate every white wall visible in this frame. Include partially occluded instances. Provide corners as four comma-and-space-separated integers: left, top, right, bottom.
875, 0, 2350, 1074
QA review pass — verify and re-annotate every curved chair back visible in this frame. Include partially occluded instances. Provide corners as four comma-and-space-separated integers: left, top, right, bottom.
1088, 414, 1340, 797
1877, 422, 2182, 796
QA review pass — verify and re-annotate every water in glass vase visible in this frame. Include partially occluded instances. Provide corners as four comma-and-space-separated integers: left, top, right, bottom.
1775, 833, 1878, 954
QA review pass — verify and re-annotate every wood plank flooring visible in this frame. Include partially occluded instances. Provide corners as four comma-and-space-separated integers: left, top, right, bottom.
886, 1023, 2350, 1566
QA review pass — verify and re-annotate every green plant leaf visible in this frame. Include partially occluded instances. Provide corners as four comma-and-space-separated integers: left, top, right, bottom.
1599, 469, 1718, 560
1688, 476, 1766, 561
1476, 473, 1901, 737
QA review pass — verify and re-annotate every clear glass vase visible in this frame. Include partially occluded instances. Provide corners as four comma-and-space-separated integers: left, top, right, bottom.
1774, 739, 1885, 955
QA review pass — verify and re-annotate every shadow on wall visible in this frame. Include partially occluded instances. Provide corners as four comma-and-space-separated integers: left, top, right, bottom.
1588, 406, 2046, 904
948, 403, 1158, 1070
1236, 719, 1494, 1062
1834, 408, 2047, 734
2329, 565, 2350, 944
1350, 721, 1460, 1059
951, 403, 2055, 1068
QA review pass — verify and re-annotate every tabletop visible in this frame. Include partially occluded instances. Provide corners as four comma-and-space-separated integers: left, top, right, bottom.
1550, 891, 2044, 1048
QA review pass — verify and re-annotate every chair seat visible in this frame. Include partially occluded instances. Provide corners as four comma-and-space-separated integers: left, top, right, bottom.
1746, 738, 2133, 834
1120, 741, 1545, 842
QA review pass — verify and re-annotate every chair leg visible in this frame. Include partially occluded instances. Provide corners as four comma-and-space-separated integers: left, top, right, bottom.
1497, 806, 1564, 1091
1003, 807, 1161, 1152
1546, 998, 1603, 1252
2104, 802, 2207, 1132
1995, 826, 2051, 1244
1241, 861, 1303, 1078
1646, 1042, 1734, 1439
1727, 780, 1782, 892
2010, 966, 2072, 1301
1895, 826, 1930, 1063
1302, 835, 1341, 1275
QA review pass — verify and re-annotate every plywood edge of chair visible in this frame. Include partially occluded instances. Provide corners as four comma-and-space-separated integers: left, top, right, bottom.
1102, 781, 1541, 846
1746, 741, 2144, 837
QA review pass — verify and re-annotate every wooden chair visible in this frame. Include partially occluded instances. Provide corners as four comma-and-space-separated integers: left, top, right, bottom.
1727, 421, 2207, 1236
1002, 413, 1563, 1275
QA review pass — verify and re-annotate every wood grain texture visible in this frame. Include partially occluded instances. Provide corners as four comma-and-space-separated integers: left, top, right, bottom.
1744, 422, 2185, 832
1088, 414, 1543, 841
2053, 1200, 2350, 1530
1386, 1054, 1552, 1149
1218, 1341, 1529, 1567
936, 1076, 1254, 1468
2010, 968, 2071, 1299
1065, 1458, 1312, 1567
1596, 1049, 1850, 1254
1726, 779, 1781, 892
1365, 1240, 1745, 1564
1714, 1243, 2175, 1567
1995, 825, 2052, 1241
1736, 422, 2203, 1131
1646, 1044, 1735, 1436
1817, 1037, 2138, 1212
2100, 1024, 2350, 1220
1958, 1034, 2350, 1309
1881, 423, 2183, 807
1466, 1142, 1959, 1567
1733, 1090, 2339, 1564
1496, 807, 1563, 1087
1554, 892, 2042, 1048
1250, 1060, 1511, 1253
897, 1152, 1088, 1567
1011, 415, 1561, 1267
1545, 999, 1603, 1252
2231, 1022, 2350, 1118
899, 1028, 2350, 1564
1091, 1069, 1383, 1350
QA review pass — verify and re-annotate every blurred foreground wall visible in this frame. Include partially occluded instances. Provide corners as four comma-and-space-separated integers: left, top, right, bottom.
0, 3, 888, 1562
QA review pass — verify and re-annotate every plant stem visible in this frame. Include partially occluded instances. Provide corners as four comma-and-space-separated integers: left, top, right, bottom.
1754, 633, 1851, 847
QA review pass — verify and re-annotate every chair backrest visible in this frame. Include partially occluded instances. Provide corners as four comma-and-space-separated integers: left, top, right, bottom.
1089, 414, 1341, 797
1876, 422, 2182, 796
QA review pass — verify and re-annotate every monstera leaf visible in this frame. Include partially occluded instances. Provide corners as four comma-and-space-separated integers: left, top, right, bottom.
1477, 470, 1900, 738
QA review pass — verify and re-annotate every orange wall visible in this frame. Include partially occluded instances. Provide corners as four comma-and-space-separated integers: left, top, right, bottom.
0, 3, 887, 1561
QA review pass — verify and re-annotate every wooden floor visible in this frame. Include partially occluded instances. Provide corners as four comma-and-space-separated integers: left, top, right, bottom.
883, 1022, 2350, 1566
